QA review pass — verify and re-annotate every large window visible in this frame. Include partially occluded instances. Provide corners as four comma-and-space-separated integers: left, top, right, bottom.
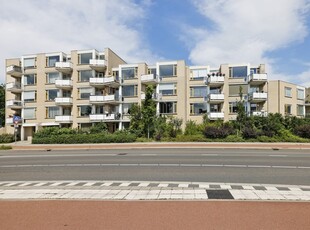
24, 91, 36, 102
210, 104, 221, 112
159, 102, 177, 114
79, 88, 93, 99
285, 104, 292, 115
78, 105, 92, 117
46, 107, 60, 118
229, 85, 248, 96
123, 103, 135, 115
191, 69, 208, 80
122, 67, 137, 80
23, 108, 36, 119
24, 58, 36, 69
79, 70, 93, 82
46, 72, 60, 84
285, 87, 292, 97
190, 103, 207, 115
47, 56, 60, 67
24, 74, 36, 85
190, 86, 207, 97
159, 64, 177, 77
229, 66, 247, 78
79, 53, 92, 64
148, 68, 157, 76
297, 105, 304, 116
297, 89, 305, 100
46, 89, 59, 101
122, 85, 138, 97
159, 83, 177, 95
229, 102, 238, 113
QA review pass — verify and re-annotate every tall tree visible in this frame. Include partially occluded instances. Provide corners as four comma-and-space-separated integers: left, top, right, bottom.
0, 84, 5, 127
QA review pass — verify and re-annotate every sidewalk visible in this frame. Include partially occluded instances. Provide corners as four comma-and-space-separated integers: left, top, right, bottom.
8, 141, 310, 150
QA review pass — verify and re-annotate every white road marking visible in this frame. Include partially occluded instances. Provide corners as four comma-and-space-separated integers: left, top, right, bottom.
269, 155, 287, 157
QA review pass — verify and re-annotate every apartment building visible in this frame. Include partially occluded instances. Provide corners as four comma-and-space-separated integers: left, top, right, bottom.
268, 80, 306, 117
5, 48, 307, 141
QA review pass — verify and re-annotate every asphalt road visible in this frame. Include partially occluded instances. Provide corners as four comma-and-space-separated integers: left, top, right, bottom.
0, 148, 310, 185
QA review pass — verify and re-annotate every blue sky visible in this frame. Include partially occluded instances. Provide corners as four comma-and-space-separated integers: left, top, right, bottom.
1, 0, 310, 86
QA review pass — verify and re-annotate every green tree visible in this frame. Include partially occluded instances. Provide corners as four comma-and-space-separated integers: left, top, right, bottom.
235, 86, 247, 133
0, 84, 5, 127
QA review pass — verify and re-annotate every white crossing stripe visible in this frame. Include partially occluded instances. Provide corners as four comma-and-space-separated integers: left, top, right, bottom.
34, 182, 48, 187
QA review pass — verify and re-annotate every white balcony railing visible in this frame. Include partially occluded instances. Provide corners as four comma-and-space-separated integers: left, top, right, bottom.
6, 100, 23, 108
208, 93, 224, 101
55, 97, 73, 104
6, 82, 22, 91
249, 92, 268, 101
89, 114, 116, 121
89, 76, 118, 85
89, 94, 120, 103
55, 79, 73, 88
249, 73, 267, 82
90, 59, 106, 66
6, 117, 14, 124
252, 111, 268, 117
55, 62, 72, 69
208, 112, 224, 120
205, 76, 225, 85
141, 74, 157, 82
55, 115, 73, 123
6, 65, 22, 77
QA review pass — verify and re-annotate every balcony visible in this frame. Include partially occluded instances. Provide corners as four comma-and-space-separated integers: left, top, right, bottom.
248, 92, 267, 102
208, 112, 224, 120
6, 100, 23, 109
207, 93, 224, 103
55, 79, 73, 89
89, 59, 106, 71
248, 73, 267, 85
6, 117, 14, 125
55, 115, 73, 123
89, 76, 119, 88
89, 94, 120, 104
89, 113, 118, 121
6, 65, 22, 77
6, 82, 22, 93
141, 74, 158, 85
141, 92, 159, 100
55, 62, 73, 74
251, 111, 268, 117
205, 76, 225, 87
55, 97, 73, 105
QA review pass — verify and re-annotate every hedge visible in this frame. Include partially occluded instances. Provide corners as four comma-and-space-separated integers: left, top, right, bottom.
0, 134, 14, 143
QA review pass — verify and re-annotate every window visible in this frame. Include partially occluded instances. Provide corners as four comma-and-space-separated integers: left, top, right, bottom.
297, 105, 304, 116
229, 66, 247, 78
229, 85, 248, 96
297, 89, 305, 100
24, 91, 36, 102
250, 68, 258, 74
46, 107, 60, 118
46, 89, 59, 101
159, 64, 177, 77
191, 69, 208, 80
123, 85, 138, 97
24, 58, 36, 69
285, 104, 292, 115
24, 74, 36, 85
159, 102, 177, 114
79, 88, 93, 99
190, 86, 207, 97
210, 104, 220, 112
78, 105, 92, 117
210, 87, 222, 94
79, 70, 92, 82
46, 72, 59, 84
123, 103, 135, 115
122, 67, 137, 80
24, 108, 36, 119
79, 53, 92, 64
148, 68, 156, 75
190, 103, 207, 115
250, 103, 258, 112
229, 102, 238, 113
159, 83, 177, 95
47, 56, 60, 67
285, 87, 292, 97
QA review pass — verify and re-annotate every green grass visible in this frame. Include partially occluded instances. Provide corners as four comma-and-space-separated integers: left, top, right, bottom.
0, 145, 12, 150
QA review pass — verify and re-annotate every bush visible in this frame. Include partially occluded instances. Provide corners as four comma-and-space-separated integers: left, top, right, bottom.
224, 135, 245, 142
0, 145, 12, 150
0, 134, 14, 143
34, 127, 77, 138
242, 127, 259, 139
294, 124, 310, 139
204, 124, 235, 139
174, 134, 207, 142
184, 120, 203, 136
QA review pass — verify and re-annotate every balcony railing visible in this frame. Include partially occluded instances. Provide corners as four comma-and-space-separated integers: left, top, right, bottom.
6, 100, 23, 109
89, 94, 120, 104
55, 97, 73, 105
252, 111, 268, 117
205, 76, 225, 86
207, 93, 224, 103
141, 74, 158, 84
89, 76, 119, 87
6, 65, 22, 77
6, 82, 22, 93
89, 113, 116, 121
248, 73, 267, 85
208, 112, 224, 120
248, 92, 267, 101
6, 117, 14, 125
55, 62, 73, 73
55, 79, 73, 88
89, 59, 106, 71
141, 93, 159, 100
55, 115, 73, 123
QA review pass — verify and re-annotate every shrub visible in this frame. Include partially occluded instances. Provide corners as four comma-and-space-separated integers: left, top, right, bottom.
242, 127, 259, 139
184, 120, 202, 136
294, 124, 310, 139
0, 145, 12, 150
89, 122, 107, 134
0, 134, 14, 143
174, 134, 207, 142
204, 124, 234, 139
224, 135, 245, 142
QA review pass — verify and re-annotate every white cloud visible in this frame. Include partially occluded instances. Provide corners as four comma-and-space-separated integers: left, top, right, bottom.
187, 0, 310, 85
0, 0, 159, 83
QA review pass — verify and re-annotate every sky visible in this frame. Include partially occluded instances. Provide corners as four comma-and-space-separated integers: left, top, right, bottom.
1, 0, 310, 86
